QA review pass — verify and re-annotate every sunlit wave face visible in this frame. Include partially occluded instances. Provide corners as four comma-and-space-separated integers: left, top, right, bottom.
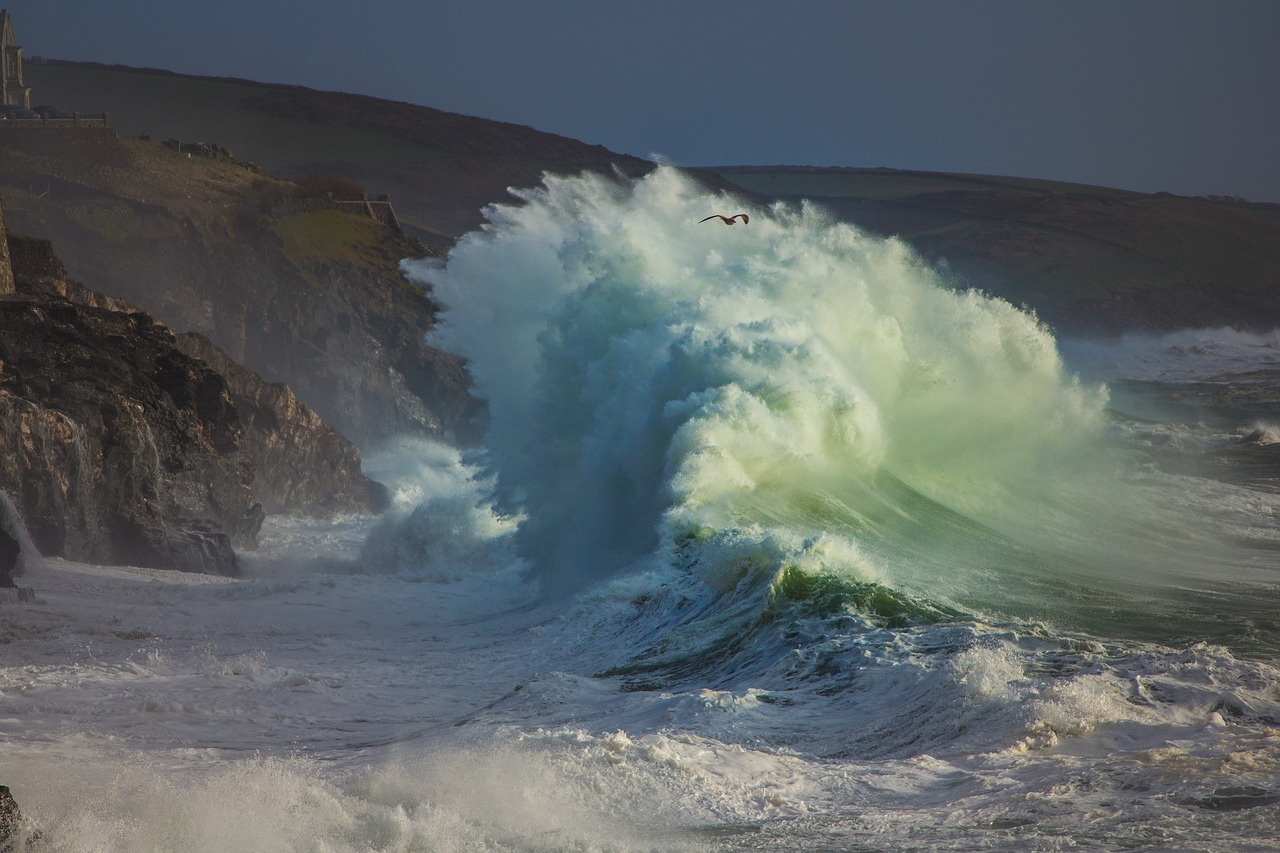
404, 166, 1280, 646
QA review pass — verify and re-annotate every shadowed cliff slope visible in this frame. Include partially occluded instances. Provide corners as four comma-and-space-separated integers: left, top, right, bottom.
9, 229, 389, 520
174, 331, 389, 516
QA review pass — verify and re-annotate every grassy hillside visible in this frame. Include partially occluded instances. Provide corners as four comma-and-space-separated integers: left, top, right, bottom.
26, 63, 433, 171
24, 61, 655, 246
0, 130, 411, 295
715, 166, 1280, 335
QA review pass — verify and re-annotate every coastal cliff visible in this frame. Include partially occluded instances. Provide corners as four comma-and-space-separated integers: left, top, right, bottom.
174, 331, 388, 516
0, 201, 251, 575
0, 211, 389, 574
0, 134, 481, 450
0, 292, 258, 574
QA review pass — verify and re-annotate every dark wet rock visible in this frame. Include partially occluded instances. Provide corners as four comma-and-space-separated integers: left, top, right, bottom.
0, 785, 18, 847
0, 294, 259, 574
0, 523, 17, 588
1180, 784, 1280, 812
176, 332, 388, 516
1239, 427, 1279, 446
0, 784, 32, 851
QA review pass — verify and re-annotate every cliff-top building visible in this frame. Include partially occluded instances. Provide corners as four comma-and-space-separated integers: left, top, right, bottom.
1, 9, 29, 109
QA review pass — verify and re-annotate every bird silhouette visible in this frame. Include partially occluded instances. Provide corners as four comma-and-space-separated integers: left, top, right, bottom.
699, 213, 749, 225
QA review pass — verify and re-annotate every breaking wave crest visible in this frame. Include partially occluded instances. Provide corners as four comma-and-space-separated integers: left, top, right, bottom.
402, 165, 1280, 650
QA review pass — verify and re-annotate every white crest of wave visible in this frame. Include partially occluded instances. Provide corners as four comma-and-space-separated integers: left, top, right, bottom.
404, 166, 1106, 596
359, 437, 520, 579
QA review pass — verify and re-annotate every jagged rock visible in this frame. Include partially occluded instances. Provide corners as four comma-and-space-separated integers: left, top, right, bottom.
176, 332, 388, 516
0, 294, 260, 574
6, 227, 390, 522
0, 198, 12, 296
0, 523, 17, 588
0, 785, 26, 851
0, 490, 35, 596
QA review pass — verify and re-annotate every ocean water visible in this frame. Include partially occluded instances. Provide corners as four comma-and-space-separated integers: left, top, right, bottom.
4, 166, 1280, 851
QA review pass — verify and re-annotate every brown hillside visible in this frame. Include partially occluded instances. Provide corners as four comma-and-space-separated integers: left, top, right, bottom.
15, 61, 1280, 338
23, 61, 658, 246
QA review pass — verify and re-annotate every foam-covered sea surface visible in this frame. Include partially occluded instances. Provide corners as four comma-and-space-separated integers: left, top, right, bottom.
4, 167, 1280, 850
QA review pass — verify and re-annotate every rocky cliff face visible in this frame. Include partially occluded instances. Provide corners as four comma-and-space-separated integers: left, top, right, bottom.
0, 490, 39, 590
0, 199, 12, 296
0, 293, 259, 574
6, 230, 390, 521
0, 136, 481, 450
175, 332, 388, 516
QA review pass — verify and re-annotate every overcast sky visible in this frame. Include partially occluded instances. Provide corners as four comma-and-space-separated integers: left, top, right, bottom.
15, 1, 1280, 201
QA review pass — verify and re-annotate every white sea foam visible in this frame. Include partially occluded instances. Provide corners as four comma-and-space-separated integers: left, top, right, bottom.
358, 437, 520, 579
7, 551, 1279, 851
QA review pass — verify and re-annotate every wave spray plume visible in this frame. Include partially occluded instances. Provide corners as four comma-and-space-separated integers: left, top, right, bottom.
405, 166, 1271, 642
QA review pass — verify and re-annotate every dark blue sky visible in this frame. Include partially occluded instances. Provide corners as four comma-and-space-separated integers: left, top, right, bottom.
16, 1, 1280, 201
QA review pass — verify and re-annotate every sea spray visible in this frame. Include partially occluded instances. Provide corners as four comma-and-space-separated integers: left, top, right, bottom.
0, 488, 42, 581
403, 166, 1280, 649
6, 320, 1280, 851
358, 437, 519, 578
406, 167, 1105, 597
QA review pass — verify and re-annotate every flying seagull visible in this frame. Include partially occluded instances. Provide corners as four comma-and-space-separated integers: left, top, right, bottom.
699, 213, 749, 225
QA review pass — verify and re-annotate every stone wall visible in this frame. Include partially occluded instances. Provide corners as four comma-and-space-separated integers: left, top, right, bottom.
272, 195, 403, 233
0, 113, 108, 128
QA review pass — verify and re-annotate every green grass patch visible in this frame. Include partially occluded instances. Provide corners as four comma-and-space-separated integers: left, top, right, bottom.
268, 209, 397, 277
67, 200, 134, 243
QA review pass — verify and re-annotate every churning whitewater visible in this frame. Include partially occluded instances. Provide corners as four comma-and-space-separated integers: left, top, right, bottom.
3, 166, 1280, 851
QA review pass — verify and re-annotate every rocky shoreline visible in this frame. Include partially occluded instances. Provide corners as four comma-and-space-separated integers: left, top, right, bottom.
0, 200, 388, 578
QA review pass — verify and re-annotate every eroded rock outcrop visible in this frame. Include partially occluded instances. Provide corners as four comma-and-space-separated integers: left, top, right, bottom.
0, 294, 260, 574
0, 491, 37, 592
0, 783, 39, 850
176, 332, 388, 516
0, 519, 19, 588
5, 224, 390, 520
